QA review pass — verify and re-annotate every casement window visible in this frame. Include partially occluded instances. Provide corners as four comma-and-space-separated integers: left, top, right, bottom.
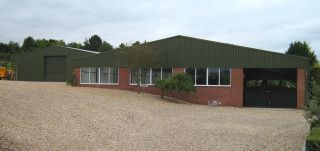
151, 68, 161, 84
80, 67, 90, 83
130, 68, 173, 85
186, 68, 231, 86
80, 67, 119, 84
100, 67, 118, 84
89, 67, 98, 83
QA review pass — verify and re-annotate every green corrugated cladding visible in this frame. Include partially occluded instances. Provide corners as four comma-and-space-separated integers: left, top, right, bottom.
72, 35, 309, 69
13, 46, 97, 81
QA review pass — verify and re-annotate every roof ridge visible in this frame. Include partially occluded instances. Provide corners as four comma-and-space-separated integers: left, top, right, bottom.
55, 45, 100, 54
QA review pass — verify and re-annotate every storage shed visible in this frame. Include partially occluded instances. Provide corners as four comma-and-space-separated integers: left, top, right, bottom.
14, 46, 98, 81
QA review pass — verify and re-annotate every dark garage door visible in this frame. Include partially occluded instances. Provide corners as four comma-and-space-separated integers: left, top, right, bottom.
244, 68, 297, 108
44, 56, 66, 81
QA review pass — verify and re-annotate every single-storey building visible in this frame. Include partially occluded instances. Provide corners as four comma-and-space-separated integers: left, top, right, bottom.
14, 46, 98, 81
72, 35, 309, 109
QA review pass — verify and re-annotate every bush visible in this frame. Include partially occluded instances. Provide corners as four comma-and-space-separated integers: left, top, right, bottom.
306, 125, 320, 151
304, 80, 320, 127
66, 74, 76, 86
172, 73, 196, 93
155, 73, 195, 98
155, 78, 175, 98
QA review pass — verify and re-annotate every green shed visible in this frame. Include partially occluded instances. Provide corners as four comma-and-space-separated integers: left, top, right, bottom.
13, 46, 98, 82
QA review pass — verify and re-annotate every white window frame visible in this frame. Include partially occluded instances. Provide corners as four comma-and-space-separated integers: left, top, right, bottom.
130, 68, 173, 86
80, 67, 119, 85
185, 67, 232, 87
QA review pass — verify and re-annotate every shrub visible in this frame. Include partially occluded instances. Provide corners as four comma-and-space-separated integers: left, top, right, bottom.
155, 78, 175, 98
155, 73, 195, 98
66, 74, 76, 86
304, 80, 320, 127
172, 73, 196, 93
306, 125, 320, 151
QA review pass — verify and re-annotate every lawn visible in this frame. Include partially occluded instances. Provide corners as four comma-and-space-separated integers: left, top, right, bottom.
0, 81, 309, 150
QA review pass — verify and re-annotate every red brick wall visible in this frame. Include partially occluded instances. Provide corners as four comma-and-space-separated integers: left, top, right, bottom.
75, 67, 244, 107
297, 69, 306, 109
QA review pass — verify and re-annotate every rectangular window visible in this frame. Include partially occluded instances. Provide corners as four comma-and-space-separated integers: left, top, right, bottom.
208, 68, 219, 85
152, 68, 161, 84
162, 68, 172, 79
185, 68, 231, 86
220, 68, 230, 85
196, 68, 207, 85
89, 67, 98, 83
80, 67, 89, 83
80, 67, 118, 84
186, 68, 195, 84
100, 67, 109, 83
130, 68, 139, 84
130, 68, 173, 85
109, 67, 118, 83
141, 68, 150, 84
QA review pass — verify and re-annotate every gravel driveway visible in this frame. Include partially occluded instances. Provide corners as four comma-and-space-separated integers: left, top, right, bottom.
0, 81, 309, 150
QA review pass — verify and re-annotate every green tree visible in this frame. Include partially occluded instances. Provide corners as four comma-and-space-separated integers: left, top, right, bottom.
67, 42, 83, 49
83, 38, 90, 50
35, 39, 49, 48
7, 41, 20, 53
132, 41, 141, 46
48, 39, 65, 46
98, 41, 113, 52
119, 43, 126, 48
285, 41, 318, 66
88, 35, 102, 51
22, 36, 36, 52
119, 44, 165, 93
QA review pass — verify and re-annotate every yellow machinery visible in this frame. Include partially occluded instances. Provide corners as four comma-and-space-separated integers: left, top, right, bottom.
0, 61, 15, 80
0, 66, 6, 80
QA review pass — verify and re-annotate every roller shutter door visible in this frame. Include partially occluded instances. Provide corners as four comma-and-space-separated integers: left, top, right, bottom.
44, 56, 66, 81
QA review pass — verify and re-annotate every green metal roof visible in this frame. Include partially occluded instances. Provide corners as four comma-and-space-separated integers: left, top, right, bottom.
73, 35, 309, 69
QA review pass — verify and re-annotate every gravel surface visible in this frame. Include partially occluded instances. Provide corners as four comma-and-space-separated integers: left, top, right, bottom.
0, 81, 309, 150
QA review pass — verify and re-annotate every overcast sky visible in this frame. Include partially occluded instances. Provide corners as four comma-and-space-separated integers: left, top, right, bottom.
0, 0, 319, 57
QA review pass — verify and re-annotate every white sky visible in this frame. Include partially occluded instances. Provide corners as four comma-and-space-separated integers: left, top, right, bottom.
0, 0, 319, 58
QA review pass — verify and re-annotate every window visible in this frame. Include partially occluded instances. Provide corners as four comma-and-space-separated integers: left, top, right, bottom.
141, 68, 151, 84
80, 67, 118, 84
100, 67, 118, 84
151, 68, 161, 84
130, 68, 172, 85
186, 68, 195, 83
130, 68, 139, 84
89, 67, 98, 83
185, 68, 231, 86
208, 68, 219, 85
100, 67, 109, 83
196, 68, 206, 85
80, 67, 89, 83
220, 68, 230, 85
109, 67, 118, 83
162, 68, 172, 79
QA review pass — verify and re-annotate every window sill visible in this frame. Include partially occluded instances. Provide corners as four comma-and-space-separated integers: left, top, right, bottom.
194, 85, 231, 87
80, 83, 119, 85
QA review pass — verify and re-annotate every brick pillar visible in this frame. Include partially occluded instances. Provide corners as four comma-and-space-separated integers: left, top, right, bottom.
74, 68, 80, 86
297, 69, 306, 109
119, 68, 130, 89
174, 68, 185, 75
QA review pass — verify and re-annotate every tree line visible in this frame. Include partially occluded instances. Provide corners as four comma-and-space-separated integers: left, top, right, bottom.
0, 34, 143, 60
